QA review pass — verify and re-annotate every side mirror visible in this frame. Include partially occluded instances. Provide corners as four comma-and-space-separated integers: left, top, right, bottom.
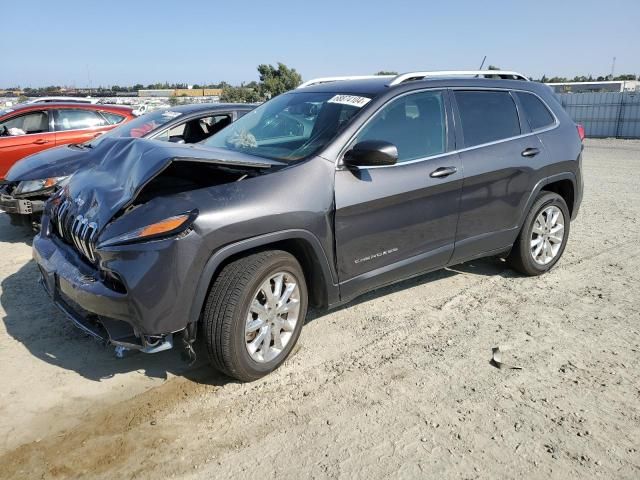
169, 136, 186, 144
343, 140, 398, 168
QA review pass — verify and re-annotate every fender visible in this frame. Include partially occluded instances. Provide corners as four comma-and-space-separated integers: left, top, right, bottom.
516, 172, 577, 230
188, 229, 340, 324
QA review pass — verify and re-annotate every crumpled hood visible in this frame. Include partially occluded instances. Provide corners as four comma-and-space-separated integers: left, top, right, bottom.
59, 137, 284, 229
5, 144, 93, 181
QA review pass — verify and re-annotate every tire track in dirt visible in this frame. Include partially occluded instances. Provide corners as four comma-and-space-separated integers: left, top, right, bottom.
3, 239, 638, 479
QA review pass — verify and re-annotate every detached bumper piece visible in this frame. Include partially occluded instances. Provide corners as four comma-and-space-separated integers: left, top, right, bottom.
0, 193, 45, 215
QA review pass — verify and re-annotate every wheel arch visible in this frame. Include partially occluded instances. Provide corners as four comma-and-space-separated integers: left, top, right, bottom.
517, 172, 576, 232
541, 178, 575, 217
188, 230, 339, 325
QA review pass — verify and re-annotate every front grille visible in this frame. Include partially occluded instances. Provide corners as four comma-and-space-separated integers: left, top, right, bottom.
51, 197, 99, 263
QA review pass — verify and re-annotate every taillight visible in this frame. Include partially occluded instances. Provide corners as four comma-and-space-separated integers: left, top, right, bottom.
576, 124, 585, 142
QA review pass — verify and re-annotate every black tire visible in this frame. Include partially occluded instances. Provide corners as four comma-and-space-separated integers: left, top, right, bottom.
203, 250, 308, 382
508, 191, 570, 276
7, 212, 31, 228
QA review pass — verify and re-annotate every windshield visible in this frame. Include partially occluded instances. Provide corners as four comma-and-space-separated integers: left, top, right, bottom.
88, 109, 183, 145
202, 92, 373, 161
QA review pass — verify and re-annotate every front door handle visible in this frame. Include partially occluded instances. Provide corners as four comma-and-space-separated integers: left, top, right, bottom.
33, 139, 51, 145
430, 166, 458, 178
521, 147, 540, 157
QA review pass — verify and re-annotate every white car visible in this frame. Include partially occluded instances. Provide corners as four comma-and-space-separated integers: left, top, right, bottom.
24, 96, 99, 105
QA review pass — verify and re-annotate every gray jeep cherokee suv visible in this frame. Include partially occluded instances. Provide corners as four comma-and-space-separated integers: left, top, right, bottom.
33, 71, 583, 381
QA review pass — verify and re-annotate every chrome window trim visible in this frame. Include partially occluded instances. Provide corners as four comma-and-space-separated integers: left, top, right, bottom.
51, 124, 110, 134
336, 86, 559, 171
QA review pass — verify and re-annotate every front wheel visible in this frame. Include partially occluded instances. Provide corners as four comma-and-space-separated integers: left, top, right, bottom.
508, 191, 570, 276
7, 212, 31, 227
203, 250, 308, 382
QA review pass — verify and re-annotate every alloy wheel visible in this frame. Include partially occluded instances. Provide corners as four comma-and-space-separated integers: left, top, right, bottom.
530, 205, 565, 265
244, 271, 301, 363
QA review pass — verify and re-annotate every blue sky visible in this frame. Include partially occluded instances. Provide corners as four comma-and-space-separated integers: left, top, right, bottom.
3, 0, 639, 87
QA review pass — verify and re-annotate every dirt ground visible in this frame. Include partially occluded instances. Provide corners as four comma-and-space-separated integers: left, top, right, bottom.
0, 138, 639, 479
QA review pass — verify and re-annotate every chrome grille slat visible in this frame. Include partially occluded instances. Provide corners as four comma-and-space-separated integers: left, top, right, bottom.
56, 201, 69, 239
51, 197, 98, 264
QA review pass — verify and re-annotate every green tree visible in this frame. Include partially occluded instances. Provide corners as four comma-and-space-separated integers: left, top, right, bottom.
220, 86, 262, 103
613, 74, 637, 81
375, 71, 398, 75
257, 63, 302, 99
487, 65, 501, 70
168, 97, 179, 106
572, 75, 589, 82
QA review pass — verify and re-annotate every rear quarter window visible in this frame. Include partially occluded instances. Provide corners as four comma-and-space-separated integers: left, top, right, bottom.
454, 91, 521, 147
100, 111, 127, 125
515, 92, 555, 130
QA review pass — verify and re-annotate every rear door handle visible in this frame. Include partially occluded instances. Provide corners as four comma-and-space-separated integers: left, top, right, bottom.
430, 166, 458, 178
521, 147, 540, 157
33, 139, 51, 145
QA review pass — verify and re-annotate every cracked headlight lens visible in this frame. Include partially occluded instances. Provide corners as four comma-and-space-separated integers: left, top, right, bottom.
14, 176, 70, 195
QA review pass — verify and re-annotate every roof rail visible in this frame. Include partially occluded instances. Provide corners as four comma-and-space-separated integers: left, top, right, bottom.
388, 70, 529, 86
297, 75, 393, 89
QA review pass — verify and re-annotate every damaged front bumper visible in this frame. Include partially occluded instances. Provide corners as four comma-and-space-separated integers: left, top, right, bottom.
33, 226, 183, 354
0, 184, 45, 228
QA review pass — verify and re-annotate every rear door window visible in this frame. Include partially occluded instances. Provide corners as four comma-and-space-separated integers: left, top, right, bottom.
0, 111, 50, 135
53, 109, 107, 131
514, 92, 555, 130
454, 91, 521, 147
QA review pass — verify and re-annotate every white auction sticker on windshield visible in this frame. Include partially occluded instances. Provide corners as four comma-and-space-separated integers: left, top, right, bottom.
327, 95, 371, 108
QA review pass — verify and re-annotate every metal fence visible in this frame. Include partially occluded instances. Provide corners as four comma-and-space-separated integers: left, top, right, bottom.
556, 92, 640, 139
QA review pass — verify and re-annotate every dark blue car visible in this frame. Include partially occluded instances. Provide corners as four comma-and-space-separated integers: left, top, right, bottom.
1, 103, 254, 226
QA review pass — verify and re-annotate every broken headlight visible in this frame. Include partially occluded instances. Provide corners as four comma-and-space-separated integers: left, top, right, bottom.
14, 176, 70, 196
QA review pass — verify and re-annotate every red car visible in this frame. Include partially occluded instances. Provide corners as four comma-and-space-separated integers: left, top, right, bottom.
0, 102, 134, 178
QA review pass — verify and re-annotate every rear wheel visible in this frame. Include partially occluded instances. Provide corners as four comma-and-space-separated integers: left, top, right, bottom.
203, 250, 308, 382
508, 191, 570, 276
